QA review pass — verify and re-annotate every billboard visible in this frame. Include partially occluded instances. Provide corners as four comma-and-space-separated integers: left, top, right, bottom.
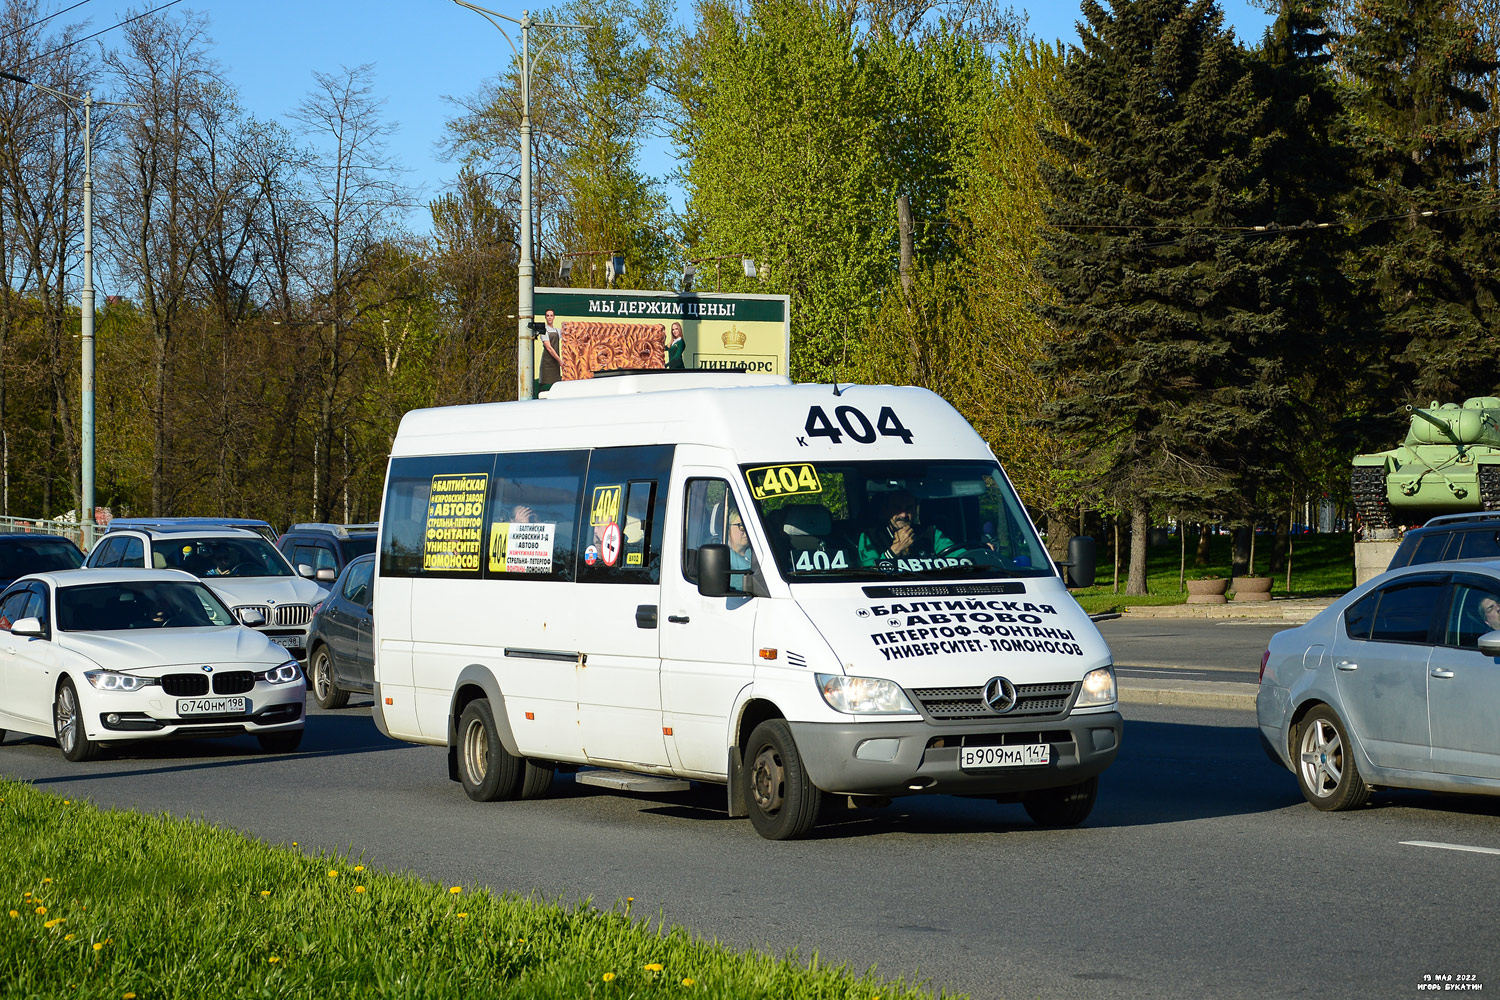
532, 288, 790, 382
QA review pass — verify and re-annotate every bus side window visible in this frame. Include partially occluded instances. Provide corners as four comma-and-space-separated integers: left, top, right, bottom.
578, 445, 673, 584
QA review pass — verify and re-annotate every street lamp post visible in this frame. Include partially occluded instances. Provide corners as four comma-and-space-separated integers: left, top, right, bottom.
451, 2, 591, 401
1, 70, 137, 548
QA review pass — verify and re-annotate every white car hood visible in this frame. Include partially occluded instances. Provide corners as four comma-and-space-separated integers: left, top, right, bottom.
58, 627, 288, 671
200, 575, 328, 607
789, 581, 1112, 686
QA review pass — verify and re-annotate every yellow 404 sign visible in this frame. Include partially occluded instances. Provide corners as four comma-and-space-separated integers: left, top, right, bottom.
746, 463, 822, 501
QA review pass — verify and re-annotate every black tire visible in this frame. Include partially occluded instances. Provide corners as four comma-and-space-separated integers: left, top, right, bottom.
743, 719, 821, 840
54, 680, 99, 762
310, 647, 349, 710
1295, 705, 1370, 811
1022, 776, 1099, 827
518, 759, 554, 800
257, 729, 304, 753
457, 699, 523, 802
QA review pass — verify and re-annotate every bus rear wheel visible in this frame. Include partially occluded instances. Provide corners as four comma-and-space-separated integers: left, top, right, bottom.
458, 699, 522, 802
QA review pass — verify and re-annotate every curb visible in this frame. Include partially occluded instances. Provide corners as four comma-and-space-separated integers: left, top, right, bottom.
1118, 599, 1331, 623
1117, 678, 1258, 712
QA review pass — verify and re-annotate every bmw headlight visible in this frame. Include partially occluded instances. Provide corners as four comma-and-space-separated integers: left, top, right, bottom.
1075, 666, 1117, 708
84, 670, 156, 693
256, 661, 301, 685
815, 673, 917, 715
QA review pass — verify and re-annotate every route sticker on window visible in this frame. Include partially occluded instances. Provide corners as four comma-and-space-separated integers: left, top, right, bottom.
601, 522, 622, 567
591, 485, 622, 526
488, 521, 556, 574
746, 463, 822, 501
424, 473, 488, 572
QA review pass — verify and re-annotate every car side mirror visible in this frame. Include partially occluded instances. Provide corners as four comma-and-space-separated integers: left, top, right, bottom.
237, 608, 267, 627
1479, 630, 1500, 657
697, 544, 733, 598
316, 567, 337, 583
297, 563, 315, 579
10, 616, 44, 637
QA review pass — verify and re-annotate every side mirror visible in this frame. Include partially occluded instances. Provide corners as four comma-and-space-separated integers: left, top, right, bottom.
237, 607, 267, 627
10, 616, 44, 637
1063, 535, 1097, 589
697, 544, 733, 597
1479, 630, 1500, 657
297, 563, 315, 579
316, 567, 337, 583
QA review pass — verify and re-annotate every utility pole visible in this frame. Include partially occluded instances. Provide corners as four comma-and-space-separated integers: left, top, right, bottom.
0, 71, 138, 548
451, 2, 592, 401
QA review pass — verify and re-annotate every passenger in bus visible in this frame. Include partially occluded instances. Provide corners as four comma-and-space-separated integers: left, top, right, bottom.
857, 490, 951, 566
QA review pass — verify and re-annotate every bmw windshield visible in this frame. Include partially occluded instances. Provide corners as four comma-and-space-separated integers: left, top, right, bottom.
740, 460, 1053, 582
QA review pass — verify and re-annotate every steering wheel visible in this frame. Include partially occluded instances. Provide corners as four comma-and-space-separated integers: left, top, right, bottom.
933, 541, 969, 559
228, 562, 257, 576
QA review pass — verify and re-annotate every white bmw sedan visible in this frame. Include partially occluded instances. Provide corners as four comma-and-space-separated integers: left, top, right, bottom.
0, 569, 305, 761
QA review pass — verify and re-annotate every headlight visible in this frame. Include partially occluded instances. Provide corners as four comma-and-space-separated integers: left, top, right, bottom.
83, 670, 156, 692
256, 662, 301, 685
1075, 666, 1116, 708
815, 673, 917, 715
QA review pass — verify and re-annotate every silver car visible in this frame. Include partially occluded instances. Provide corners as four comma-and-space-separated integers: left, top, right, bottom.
1257, 561, 1500, 809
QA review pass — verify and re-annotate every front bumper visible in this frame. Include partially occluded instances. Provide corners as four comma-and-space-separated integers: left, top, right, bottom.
788, 710, 1122, 797
83, 683, 305, 741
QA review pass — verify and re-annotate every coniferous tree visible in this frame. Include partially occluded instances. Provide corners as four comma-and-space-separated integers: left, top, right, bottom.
1341, 0, 1500, 402
1036, 0, 1282, 594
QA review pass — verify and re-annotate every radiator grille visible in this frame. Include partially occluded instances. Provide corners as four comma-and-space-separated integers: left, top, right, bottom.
909, 681, 1077, 722
160, 674, 209, 697
213, 671, 255, 695
273, 604, 313, 627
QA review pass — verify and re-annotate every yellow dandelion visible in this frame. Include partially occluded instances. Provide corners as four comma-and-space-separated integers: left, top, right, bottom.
260, 891, 271, 897
353, 865, 364, 872
291, 841, 298, 846
93, 943, 103, 952
448, 886, 462, 895
44, 918, 63, 928
456, 912, 468, 918
626, 897, 634, 903
353, 886, 366, 894
64, 933, 75, 941
268, 956, 280, 964
8, 911, 17, 919
23, 892, 31, 898
106, 938, 113, 944
35, 905, 46, 915
62, 800, 70, 805
327, 870, 339, 878
42, 877, 52, 884
645, 963, 664, 972
124, 995, 136, 999
602, 972, 615, 982
682, 979, 695, 987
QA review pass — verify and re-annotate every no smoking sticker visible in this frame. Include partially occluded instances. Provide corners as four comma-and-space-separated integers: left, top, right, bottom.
601, 522, 622, 567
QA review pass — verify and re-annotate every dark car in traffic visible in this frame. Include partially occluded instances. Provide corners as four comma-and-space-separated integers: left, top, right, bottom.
305, 553, 374, 709
1387, 511, 1500, 569
0, 533, 84, 590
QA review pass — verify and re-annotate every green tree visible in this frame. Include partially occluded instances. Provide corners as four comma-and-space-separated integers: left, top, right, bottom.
1037, 0, 1283, 594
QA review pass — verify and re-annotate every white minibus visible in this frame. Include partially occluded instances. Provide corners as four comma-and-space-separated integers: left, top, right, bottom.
373, 372, 1120, 839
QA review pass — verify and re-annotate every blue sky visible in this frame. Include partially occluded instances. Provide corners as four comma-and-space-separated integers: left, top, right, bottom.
46, 1, 1275, 232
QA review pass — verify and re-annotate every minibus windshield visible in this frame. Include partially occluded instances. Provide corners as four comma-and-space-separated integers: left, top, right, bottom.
740, 460, 1053, 582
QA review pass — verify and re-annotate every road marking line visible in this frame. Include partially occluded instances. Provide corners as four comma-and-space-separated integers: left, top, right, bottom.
1401, 840, 1500, 856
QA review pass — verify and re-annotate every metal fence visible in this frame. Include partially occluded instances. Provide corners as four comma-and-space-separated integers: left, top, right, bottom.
0, 515, 96, 551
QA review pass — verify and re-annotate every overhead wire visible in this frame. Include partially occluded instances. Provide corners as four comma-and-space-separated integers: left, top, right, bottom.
0, 0, 95, 44
20, 0, 183, 69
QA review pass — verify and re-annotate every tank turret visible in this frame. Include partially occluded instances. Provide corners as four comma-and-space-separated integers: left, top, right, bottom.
1352, 397, 1500, 532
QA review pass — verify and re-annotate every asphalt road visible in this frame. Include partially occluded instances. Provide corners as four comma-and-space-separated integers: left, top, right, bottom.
3, 693, 1497, 1000
1098, 617, 1296, 685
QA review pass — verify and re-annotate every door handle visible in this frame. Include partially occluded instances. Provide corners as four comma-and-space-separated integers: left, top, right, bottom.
1431, 667, 1455, 679
1335, 660, 1358, 671
667, 615, 690, 624
635, 605, 658, 629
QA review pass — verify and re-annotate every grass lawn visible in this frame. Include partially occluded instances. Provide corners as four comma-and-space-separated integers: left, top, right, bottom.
0, 780, 958, 1000
1069, 531, 1355, 616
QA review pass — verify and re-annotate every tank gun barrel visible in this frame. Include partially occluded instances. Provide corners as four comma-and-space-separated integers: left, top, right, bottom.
1405, 404, 1464, 447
